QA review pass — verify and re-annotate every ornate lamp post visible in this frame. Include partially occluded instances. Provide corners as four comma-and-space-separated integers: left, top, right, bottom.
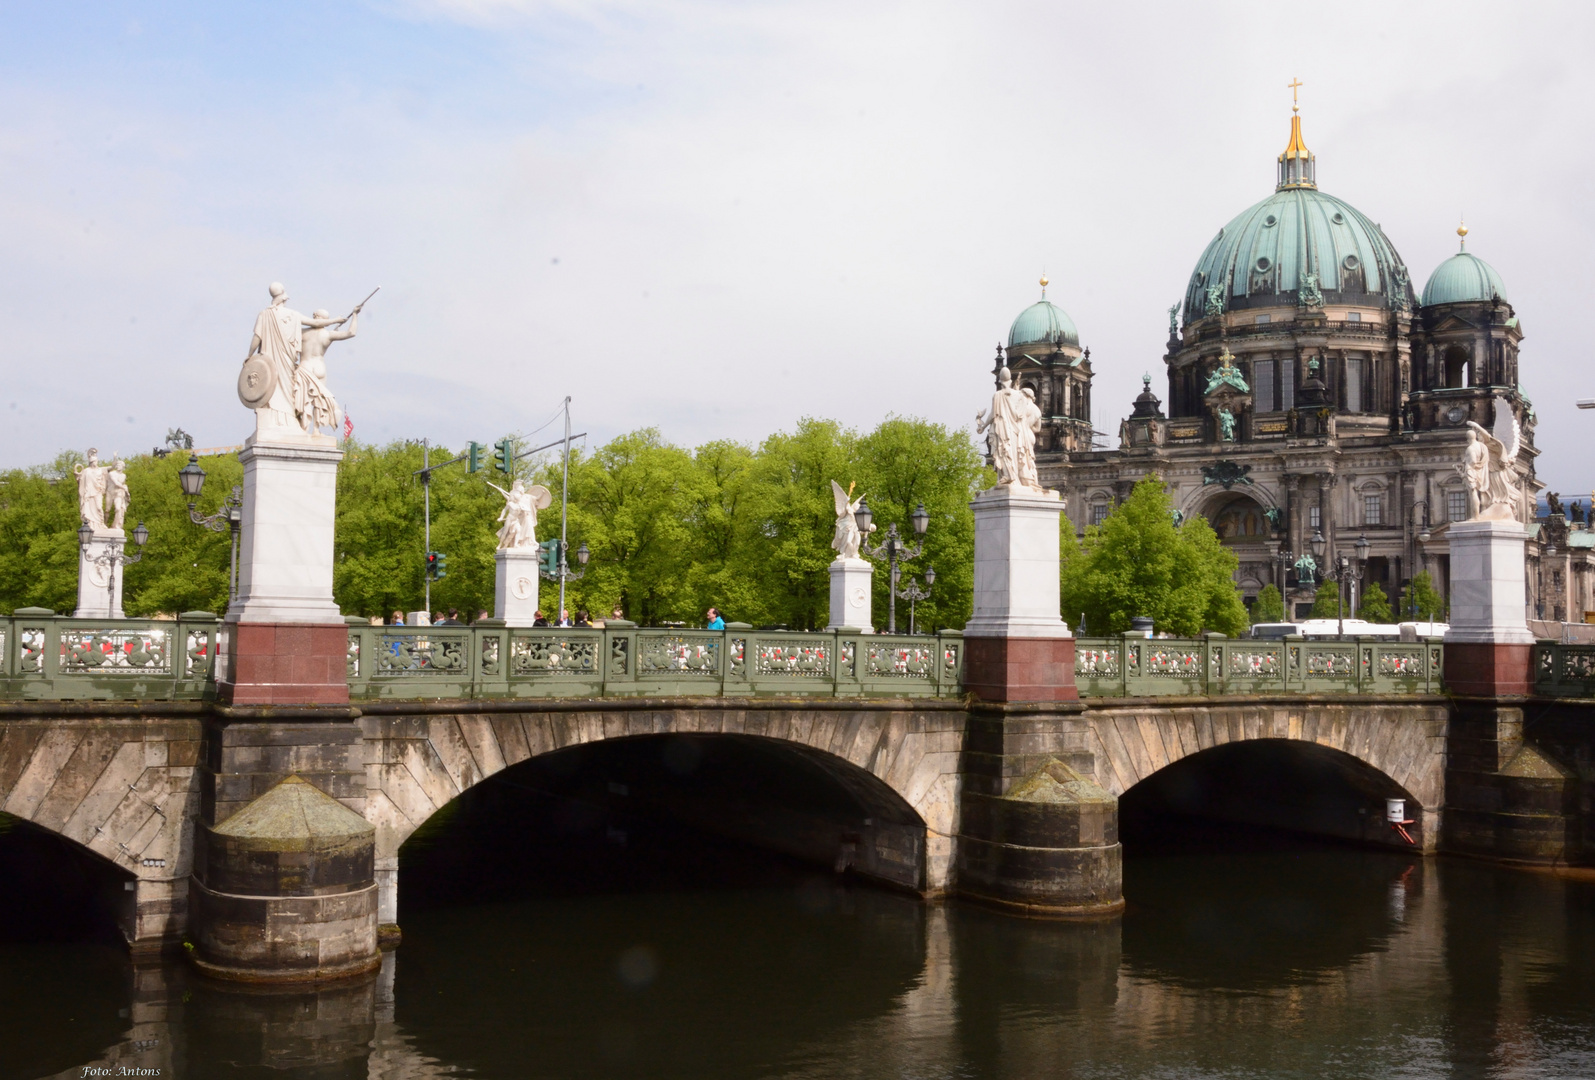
1275, 547, 1294, 598
1312, 529, 1369, 638
178, 453, 244, 603
79, 520, 148, 613
898, 566, 936, 635
856, 500, 930, 633
540, 541, 590, 585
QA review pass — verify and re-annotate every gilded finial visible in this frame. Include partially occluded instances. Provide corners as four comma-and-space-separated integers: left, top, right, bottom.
1457, 217, 1469, 251
1288, 77, 1303, 114
1039, 272, 1049, 299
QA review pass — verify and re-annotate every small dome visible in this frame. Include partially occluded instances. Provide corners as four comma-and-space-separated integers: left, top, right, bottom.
1008, 299, 1080, 349
1421, 251, 1508, 306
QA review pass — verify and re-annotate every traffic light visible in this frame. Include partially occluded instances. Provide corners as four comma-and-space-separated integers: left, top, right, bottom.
538, 538, 561, 579
467, 441, 483, 474
493, 438, 513, 474
426, 551, 448, 581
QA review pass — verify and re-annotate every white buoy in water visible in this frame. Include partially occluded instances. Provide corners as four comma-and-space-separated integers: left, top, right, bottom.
1386, 798, 1407, 823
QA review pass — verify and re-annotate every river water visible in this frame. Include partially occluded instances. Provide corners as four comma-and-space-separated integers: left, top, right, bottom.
5, 837, 1595, 1079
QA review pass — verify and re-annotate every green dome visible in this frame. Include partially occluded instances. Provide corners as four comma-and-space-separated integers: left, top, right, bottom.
1008, 299, 1079, 349
1421, 251, 1508, 306
1184, 186, 1413, 317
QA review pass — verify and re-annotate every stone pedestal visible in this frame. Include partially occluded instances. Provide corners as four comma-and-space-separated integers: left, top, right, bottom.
1444, 519, 1534, 696
963, 486, 1075, 702
190, 775, 379, 984
75, 527, 126, 618
219, 433, 349, 705
494, 548, 542, 627
827, 557, 873, 630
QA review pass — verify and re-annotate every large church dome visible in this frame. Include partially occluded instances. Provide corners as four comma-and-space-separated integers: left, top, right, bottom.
1182, 113, 1414, 319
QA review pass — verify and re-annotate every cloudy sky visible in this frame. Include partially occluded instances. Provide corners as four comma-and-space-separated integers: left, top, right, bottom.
2, 2, 1592, 491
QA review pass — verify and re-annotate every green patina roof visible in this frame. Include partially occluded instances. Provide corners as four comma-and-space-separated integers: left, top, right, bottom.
214, 775, 372, 840
1008, 299, 1080, 349
1421, 251, 1509, 306
1185, 185, 1412, 316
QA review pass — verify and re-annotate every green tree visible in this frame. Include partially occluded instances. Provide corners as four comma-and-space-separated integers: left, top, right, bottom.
1309, 581, 1343, 618
1250, 583, 1285, 624
1402, 571, 1447, 621
1059, 475, 1248, 636
1357, 580, 1393, 623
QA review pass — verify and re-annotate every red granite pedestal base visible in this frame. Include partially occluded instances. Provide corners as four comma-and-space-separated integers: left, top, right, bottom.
964, 636, 1078, 703
1444, 641, 1532, 697
219, 622, 351, 706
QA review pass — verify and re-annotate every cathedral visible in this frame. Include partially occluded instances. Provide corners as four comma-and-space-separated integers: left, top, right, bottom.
998, 102, 1580, 622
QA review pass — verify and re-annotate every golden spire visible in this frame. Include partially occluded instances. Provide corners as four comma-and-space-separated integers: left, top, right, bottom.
1039, 272, 1049, 299
1276, 78, 1316, 190
1457, 217, 1469, 251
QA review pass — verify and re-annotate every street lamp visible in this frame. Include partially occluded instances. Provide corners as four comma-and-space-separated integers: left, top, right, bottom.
860, 501, 931, 633
1313, 530, 1369, 638
80, 520, 148, 613
897, 565, 936, 635
1275, 547, 1293, 598
178, 453, 244, 604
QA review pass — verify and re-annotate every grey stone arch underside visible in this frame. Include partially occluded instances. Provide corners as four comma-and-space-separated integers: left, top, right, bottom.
360, 704, 967, 923
1081, 702, 1448, 850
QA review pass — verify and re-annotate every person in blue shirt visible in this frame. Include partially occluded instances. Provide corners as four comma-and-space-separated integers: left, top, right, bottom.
705, 607, 725, 630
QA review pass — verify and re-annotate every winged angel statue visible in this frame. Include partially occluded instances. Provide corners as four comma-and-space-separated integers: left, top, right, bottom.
488, 479, 554, 550
830, 480, 873, 560
1458, 397, 1523, 522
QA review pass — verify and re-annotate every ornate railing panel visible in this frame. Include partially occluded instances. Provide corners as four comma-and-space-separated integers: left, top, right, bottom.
1532, 642, 1595, 698
1072, 634, 1444, 697
341, 623, 966, 700
0, 610, 220, 700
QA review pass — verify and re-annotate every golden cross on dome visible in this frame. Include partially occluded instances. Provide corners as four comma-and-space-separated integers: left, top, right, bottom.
1219, 346, 1236, 368
1288, 77, 1303, 113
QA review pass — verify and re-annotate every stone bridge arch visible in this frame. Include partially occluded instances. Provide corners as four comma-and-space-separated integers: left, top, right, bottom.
0, 714, 201, 947
1081, 701, 1449, 846
359, 700, 968, 924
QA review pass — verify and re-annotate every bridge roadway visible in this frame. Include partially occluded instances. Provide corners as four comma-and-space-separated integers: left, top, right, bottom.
0, 616, 1589, 965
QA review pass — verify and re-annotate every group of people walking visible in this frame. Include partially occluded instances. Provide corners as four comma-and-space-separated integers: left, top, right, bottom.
381, 605, 728, 629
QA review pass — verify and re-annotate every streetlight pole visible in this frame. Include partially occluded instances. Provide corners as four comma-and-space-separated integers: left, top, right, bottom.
1312, 529, 1369, 638
177, 454, 243, 605
897, 566, 936, 634
857, 501, 930, 633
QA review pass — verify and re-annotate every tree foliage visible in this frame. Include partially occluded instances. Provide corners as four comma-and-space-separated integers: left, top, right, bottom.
1250, 584, 1285, 624
1059, 475, 1248, 637
1356, 580, 1393, 623
1402, 571, 1447, 622
1, 417, 989, 630
1309, 581, 1343, 618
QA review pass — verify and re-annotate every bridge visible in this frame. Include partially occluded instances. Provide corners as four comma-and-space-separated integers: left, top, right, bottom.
3, 606, 1590, 981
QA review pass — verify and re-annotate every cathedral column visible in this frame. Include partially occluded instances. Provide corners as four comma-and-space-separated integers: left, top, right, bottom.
1285, 474, 1303, 564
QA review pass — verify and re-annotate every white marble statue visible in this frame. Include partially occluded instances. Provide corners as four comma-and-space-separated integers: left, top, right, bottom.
976, 367, 1043, 491
1459, 402, 1522, 522
489, 479, 553, 550
239, 283, 375, 435
106, 458, 130, 531
830, 480, 872, 560
74, 448, 109, 531
295, 308, 356, 434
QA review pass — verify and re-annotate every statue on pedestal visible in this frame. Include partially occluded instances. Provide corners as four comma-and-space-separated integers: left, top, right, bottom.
830, 480, 871, 559
74, 449, 110, 531
489, 479, 553, 551
976, 366, 1043, 491
295, 308, 357, 434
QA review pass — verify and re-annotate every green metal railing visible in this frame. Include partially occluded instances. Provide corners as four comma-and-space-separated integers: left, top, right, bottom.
1532, 641, 1595, 698
344, 622, 966, 700
1072, 634, 1445, 697
0, 608, 220, 701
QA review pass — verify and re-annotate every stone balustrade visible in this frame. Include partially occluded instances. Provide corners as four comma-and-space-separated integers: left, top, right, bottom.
0, 608, 220, 700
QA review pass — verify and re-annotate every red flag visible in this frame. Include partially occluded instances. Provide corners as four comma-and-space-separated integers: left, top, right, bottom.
343, 413, 354, 441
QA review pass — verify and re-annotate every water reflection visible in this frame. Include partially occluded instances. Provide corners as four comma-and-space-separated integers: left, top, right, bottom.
11, 853, 1595, 1079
